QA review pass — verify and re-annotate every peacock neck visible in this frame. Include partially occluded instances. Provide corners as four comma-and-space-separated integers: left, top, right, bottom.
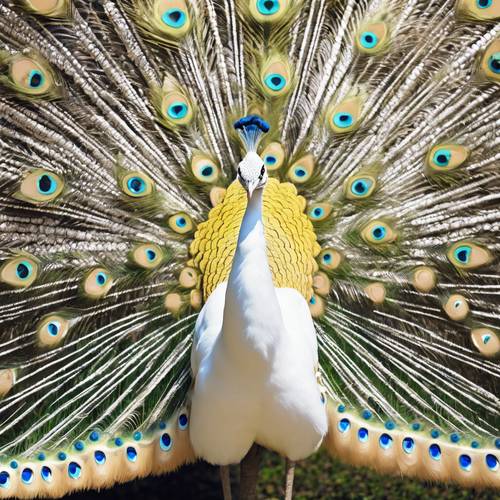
222, 186, 284, 361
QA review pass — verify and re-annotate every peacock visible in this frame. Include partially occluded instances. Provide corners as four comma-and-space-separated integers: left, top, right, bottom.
0, 0, 499, 498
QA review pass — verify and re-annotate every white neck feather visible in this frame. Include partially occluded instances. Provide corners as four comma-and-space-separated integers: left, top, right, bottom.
222, 187, 284, 361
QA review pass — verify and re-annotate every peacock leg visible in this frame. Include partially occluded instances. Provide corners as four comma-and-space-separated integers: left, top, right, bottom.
220, 465, 232, 500
238, 443, 262, 500
284, 458, 295, 500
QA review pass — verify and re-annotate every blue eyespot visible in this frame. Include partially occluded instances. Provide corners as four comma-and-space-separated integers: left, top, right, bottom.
482, 333, 492, 345
127, 176, 146, 195
310, 207, 324, 219
0, 471, 10, 489
264, 155, 277, 166
94, 450, 106, 465
429, 443, 441, 460
294, 167, 307, 178
41, 466, 52, 483
21, 468, 34, 485
412, 422, 421, 431
432, 149, 451, 167
264, 73, 286, 92
200, 166, 213, 177
16, 260, 33, 280
322, 253, 332, 264
402, 437, 415, 454
146, 249, 156, 261
450, 433, 460, 443
337, 404, 346, 413
28, 69, 44, 89
74, 440, 84, 451
471, 440, 480, 449
362, 409, 372, 420
488, 53, 500, 74
133, 432, 142, 441
161, 8, 187, 28
47, 321, 60, 336
257, 0, 280, 15
459, 454, 472, 472
37, 174, 57, 195
333, 112, 353, 129
486, 454, 499, 472
9, 461, 18, 470
167, 102, 188, 120
37, 453, 46, 461
89, 431, 100, 442
338, 418, 350, 433
114, 437, 123, 447
178, 414, 189, 430
96, 272, 108, 286
360, 31, 378, 49
358, 428, 369, 443
454, 245, 471, 264
175, 216, 187, 228
385, 421, 395, 430
126, 447, 137, 463
68, 462, 81, 479
159, 421, 167, 430
477, 0, 492, 8
309, 295, 316, 305
160, 433, 173, 451
371, 225, 386, 241
58, 452, 67, 461
379, 433, 393, 450
351, 179, 372, 196
431, 429, 440, 439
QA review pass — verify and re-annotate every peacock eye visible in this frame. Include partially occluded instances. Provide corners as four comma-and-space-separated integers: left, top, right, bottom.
471, 327, 499, 357
261, 142, 285, 171
67, 462, 81, 479
488, 53, 500, 74
191, 155, 219, 184
94, 450, 106, 465
0, 471, 10, 489
379, 433, 393, 450
307, 203, 333, 222
159, 89, 193, 127
41, 466, 52, 483
27, 69, 44, 88
333, 112, 353, 129
447, 241, 492, 270
287, 154, 315, 184
21, 468, 34, 485
402, 437, 415, 454
257, 0, 280, 14
250, 0, 290, 22
161, 8, 187, 28
82, 268, 114, 299
261, 56, 292, 97
318, 248, 342, 270
264, 73, 286, 91
328, 96, 363, 134
130, 243, 164, 269
149, 0, 191, 38
167, 101, 188, 120
477, 0, 492, 7
168, 212, 195, 234
37, 314, 70, 348
361, 220, 397, 245
356, 22, 389, 54
344, 175, 376, 200
22, 0, 70, 17
478, 39, 500, 82
426, 144, 470, 173
360, 32, 378, 49
160, 432, 173, 451
7, 55, 58, 96
120, 172, 154, 198
15, 169, 64, 204
0, 255, 39, 288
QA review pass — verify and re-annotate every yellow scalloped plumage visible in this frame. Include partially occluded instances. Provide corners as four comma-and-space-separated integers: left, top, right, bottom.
190, 178, 320, 300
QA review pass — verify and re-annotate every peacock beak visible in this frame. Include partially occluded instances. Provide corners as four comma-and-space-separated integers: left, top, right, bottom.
246, 180, 259, 200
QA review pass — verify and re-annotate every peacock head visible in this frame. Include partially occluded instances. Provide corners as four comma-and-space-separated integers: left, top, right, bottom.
237, 151, 267, 199
234, 115, 270, 199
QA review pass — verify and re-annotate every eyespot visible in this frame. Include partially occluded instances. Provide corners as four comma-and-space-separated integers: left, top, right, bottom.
412, 266, 437, 293
82, 268, 114, 299
179, 267, 199, 288
120, 172, 154, 198
94, 451, 106, 465
286, 154, 314, 184
459, 454, 472, 472
318, 248, 342, 271
429, 443, 441, 460
191, 155, 219, 183
356, 23, 389, 54
455, 0, 500, 21
37, 314, 70, 347
168, 212, 194, 235
126, 446, 137, 463
21, 468, 34, 485
337, 418, 351, 433
153, 0, 191, 38
444, 294, 469, 321
261, 142, 285, 171
402, 437, 415, 454
471, 327, 499, 357
478, 39, 500, 82
426, 144, 470, 172
307, 203, 333, 222
250, 0, 291, 23
178, 413, 189, 430
23, 0, 70, 17
358, 428, 369, 443
344, 175, 376, 200
14, 169, 64, 204
447, 241, 493, 270
312, 272, 331, 296
209, 186, 226, 207
0, 471, 10, 489
261, 56, 292, 97
41, 466, 52, 483
308, 294, 325, 318
68, 462, 81, 479
364, 282, 386, 305
6, 55, 58, 96
379, 433, 393, 450
361, 220, 397, 245
486, 454, 499, 472
160, 91, 193, 126
0, 255, 39, 288
328, 96, 363, 134
160, 432, 173, 451
130, 244, 164, 269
